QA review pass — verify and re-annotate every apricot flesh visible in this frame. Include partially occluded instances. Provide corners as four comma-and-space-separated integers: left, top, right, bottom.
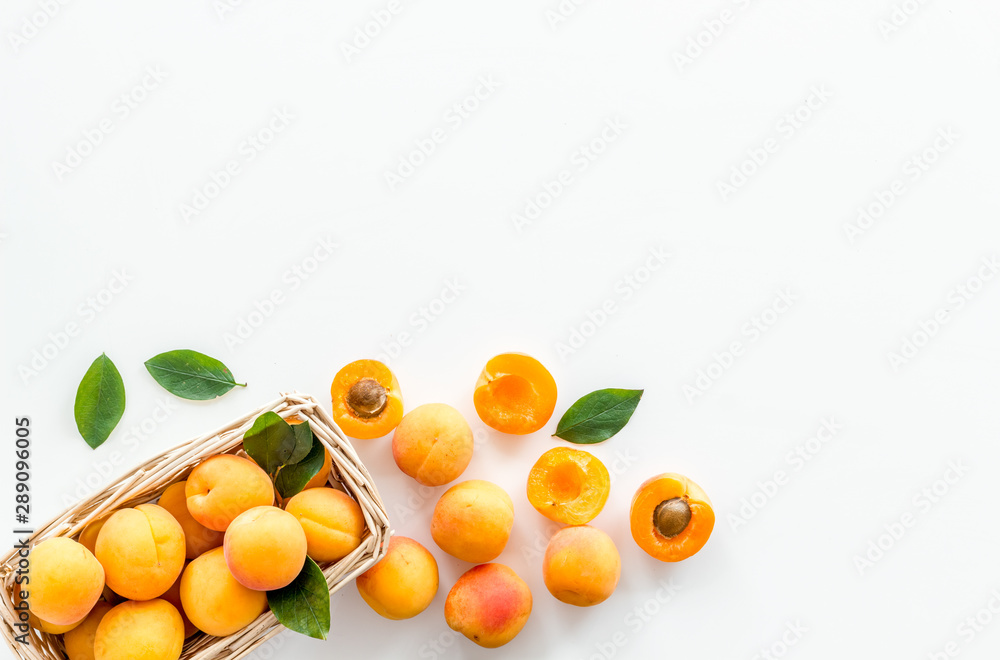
158, 481, 224, 559
630, 472, 715, 562
224, 506, 307, 591
356, 536, 438, 620
543, 526, 621, 606
185, 454, 275, 532
445, 563, 532, 648
284, 487, 365, 563
474, 353, 557, 435
64, 601, 113, 660
331, 360, 404, 439
527, 447, 610, 525
93, 599, 184, 660
431, 480, 513, 563
179, 547, 268, 636
94, 504, 186, 601
26, 537, 105, 626
392, 403, 474, 487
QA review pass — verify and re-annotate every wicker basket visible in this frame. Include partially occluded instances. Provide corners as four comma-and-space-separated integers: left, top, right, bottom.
0, 392, 391, 660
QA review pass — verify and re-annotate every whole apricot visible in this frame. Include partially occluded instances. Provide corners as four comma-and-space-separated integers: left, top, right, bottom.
13, 583, 85, 634
224, 506, 307, 591
64, 601, 113, 660
158, 481, 224, 559
473, 353, 557, 434
392, 403, 473, 487
26, 537, 104, 626
630, 472, 714, 562
179, 547, 268, 636
95, 504, 186, 601
93, 599, 184, 660
527, 447, 610, 525
431, 480, 513, 563
284, 487, 365, 563
185, 454, 275, 532
331, 359, 404, 439
542, 526, 620, 606
356, 536, 438, 620
445, 563, 532, 648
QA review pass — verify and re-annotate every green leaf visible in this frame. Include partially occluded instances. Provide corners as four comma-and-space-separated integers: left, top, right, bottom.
274, 433, 326, 500
243, 412, 312, 476
74, 353, 126, 449
144, 349, 245, 400
288, 420, 315, 465
554, 388, 643, 444
267, 558, 330, 640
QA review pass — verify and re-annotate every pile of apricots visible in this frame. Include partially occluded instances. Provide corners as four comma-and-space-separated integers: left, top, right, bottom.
331, 354, 715, 648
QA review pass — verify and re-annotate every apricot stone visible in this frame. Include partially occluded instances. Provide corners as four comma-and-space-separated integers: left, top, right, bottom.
542, 526, 620, 606
224, 506, 307, 591
158, 481, 224, 559
95, 504, 186, 601
179, 547, 268, 636
392, 404, 473, 487
64, 601, 113, 660
26, 537, 104, 626
431, 480, 513, 563
284, 487, 365, 563
185, 454, 275, 532
445, 563, 532, 648
356, 537, 438, 620
93, 599, 184, 660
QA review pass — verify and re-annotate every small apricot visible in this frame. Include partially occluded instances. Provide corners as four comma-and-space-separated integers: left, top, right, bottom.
527, 447, 609, 525
224, 506, 307, 591
185, 454, 275, 532
445, 563, 532, 648
630, 472, 714, 562
93, 599, 184, 660
431, 480, 513, 563
392, 403, 473, 487
473, 353, 557, 435
331, 359, 404, 439
13, 584, 84, 634
158, 481, 224, 559
284, 487, 365, 563
64, 601, 114, 660
356, 537, 438, 620
95, 504, 186, 601
78, 517, 108, 555
542, 526, 620, 606
179, 547, 268, 636
26, 537, 105, 626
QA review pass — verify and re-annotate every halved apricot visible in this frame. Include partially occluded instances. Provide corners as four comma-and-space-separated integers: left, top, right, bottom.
527, 447, 609, 525
331, 360, 404, 439
630, 473, 714, 562
474, 353, 557, 435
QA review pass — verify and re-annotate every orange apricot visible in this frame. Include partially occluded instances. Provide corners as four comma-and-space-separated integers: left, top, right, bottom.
158, 481, 224, 559
93, 599, 184, 660
331, 360, 404, 439
224, 506, 307, 591
64, 601, 114, 660
78, 517, 108, 555
26, 537, 105, 626
445, 563, 532, 648
160, 565, 198, 638
356, 537, 439, 620
527, 447, 609, 525
13, 583, 85, 634
542, 526, 620, 606
431, 480, 513, 563
284, 487, 365, 563
473, 353, 557, 435
630, 473, 714, 562
179, 547, 268, 636
94, 504, 186, 601
185, 454, 275, 532
392, 404, 473, 487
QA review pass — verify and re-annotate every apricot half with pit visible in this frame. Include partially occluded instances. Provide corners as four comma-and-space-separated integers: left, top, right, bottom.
527, 447, 609, 525
331, 360, 403, 439
630, 473, 714, 562
473, 353, 557, 435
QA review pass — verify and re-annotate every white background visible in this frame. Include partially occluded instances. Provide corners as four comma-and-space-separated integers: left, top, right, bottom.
3, 0, 1000, 658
